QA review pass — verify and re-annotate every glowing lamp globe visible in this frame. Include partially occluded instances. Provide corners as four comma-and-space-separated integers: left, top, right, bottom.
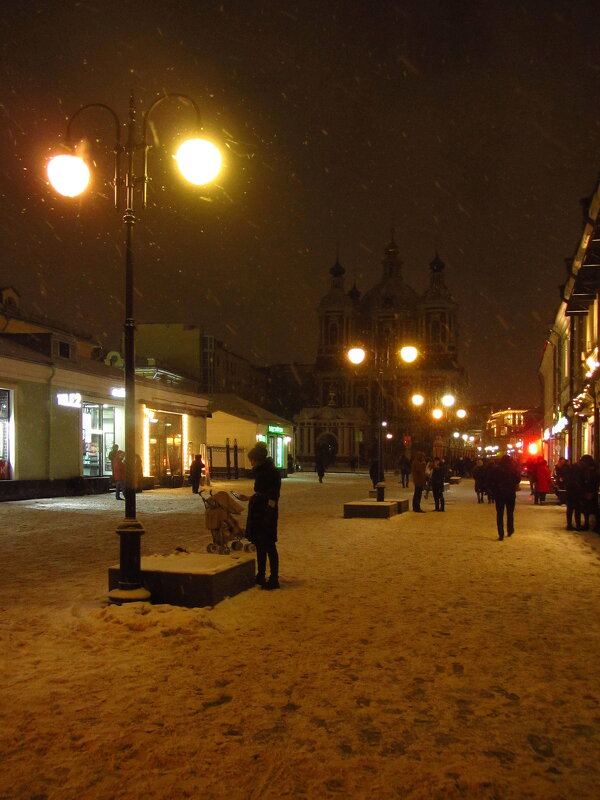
441, 394, 455, 408
411, 394, 424, 406
347, 347, 366, 365
175, 138, 222, 185
456, 408, 467, 419
399, 345, 418, 363
432, 408, 443, 420
47, 155, 90, 197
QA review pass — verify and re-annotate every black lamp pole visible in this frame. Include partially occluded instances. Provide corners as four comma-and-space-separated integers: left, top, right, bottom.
60, 92, 203, 603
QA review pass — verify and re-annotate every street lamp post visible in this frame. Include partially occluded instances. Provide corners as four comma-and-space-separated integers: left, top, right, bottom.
347, 343, 419, 500
47, 93, 222, 603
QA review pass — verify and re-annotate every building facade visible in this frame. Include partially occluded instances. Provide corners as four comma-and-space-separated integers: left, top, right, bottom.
539, 175, 600, 467
0, 289, 209, 499
294, 238, 468, 468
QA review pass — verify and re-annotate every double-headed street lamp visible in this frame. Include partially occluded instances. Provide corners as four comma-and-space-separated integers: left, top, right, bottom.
411, 393, 468, 457
47, 93, 222, 603
348, 343, 419, 500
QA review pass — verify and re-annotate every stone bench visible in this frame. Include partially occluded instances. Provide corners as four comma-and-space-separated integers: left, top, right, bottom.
344, 498, 409, 518
108, 551, 255, 607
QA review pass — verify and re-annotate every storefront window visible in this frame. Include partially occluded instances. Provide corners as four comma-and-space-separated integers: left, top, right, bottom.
82, 403, 117, 477
147, 411, 183, 481
0, 389, 11, 480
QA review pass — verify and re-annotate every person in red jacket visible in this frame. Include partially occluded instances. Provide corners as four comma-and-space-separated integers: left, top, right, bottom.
534, 458, 552, 504
112, 450, 126, 500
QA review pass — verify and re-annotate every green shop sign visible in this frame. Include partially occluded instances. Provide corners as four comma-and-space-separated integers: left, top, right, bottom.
268, 425, 284, 434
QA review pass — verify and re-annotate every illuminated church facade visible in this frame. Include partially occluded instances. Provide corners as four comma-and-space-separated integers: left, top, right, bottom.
294, 237, 468, 468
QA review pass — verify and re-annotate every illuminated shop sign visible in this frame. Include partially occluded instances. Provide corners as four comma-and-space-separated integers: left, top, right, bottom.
268, 425, 284, 434
551, 417, 569, 435
110, 387, 126, 398
56, 392, 82, 408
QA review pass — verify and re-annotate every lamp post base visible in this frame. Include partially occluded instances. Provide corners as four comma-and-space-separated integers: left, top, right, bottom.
108, 519, 151, 604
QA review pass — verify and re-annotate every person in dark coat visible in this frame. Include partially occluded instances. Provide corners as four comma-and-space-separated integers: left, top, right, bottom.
488, 455, 521, 540
472, 458, 486, 503
579, 454, 599, 531
564, 460, 584, 531
189, 454, 205, 494
430, 457, 446, 512
112, 450, 126, 500
398, 455, 411, 488
411, 452, 427, 512
369, 458, 381, 489
246, 442, 281, 590
315, 451, 326, 483
552, 456, 569, 504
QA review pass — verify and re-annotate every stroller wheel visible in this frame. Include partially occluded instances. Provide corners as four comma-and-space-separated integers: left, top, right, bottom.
231, 540, 244, 551
219, 545, 230, 555
244, 542, 256, 552
207, 542, 219, 554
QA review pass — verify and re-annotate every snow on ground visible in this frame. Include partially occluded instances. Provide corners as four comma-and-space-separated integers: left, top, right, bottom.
1, 473, 600, 800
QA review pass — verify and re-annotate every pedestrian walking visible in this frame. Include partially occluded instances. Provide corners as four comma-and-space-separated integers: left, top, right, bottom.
579, 454, 599, 531
533, 458, 552, 504
472, 458, 486, 503
398, 454, 411, 488
369, 458, 381, 489
411, 451, 427, 512
246, 442, 281, 590
565, 460, 584, 531
488, 455, 521, 540
189, 454, 205, 494
552, 456, 569, 504
112, 450, 126, 500
430, 457, 445, 511
315, 452, 326, 483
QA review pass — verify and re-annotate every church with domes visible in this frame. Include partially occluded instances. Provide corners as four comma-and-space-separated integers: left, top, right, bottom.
294, 237, 468, 469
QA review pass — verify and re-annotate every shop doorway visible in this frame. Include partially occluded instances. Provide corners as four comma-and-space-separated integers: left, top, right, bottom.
0, 389, 11, 479
148, 412, 183, 484
82, 403, 117, 477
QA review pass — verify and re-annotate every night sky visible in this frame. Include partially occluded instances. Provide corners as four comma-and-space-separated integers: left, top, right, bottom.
1, 0, 599, 407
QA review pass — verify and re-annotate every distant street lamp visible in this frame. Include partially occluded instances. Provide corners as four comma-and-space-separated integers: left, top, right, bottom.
347, 343, 420, 500
47, 93, 222, 603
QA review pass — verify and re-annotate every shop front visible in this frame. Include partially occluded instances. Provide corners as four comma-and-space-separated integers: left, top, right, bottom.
145, 409, 184, 485
81, 401, 124, 477
0, 388, 13, 480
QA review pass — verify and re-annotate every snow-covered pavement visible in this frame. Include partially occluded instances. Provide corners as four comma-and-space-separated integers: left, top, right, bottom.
2, 473, 600, 799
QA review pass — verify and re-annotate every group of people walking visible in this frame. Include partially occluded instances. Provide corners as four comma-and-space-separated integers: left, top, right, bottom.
553, 454, 600, 532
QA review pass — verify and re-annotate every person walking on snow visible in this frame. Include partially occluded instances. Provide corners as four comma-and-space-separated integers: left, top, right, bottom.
430, 457, 446, 512
533, 458, 552, 504
411, 452, 427, 512
488, 455, 521, 540
246, 442, 281, 590
112, 450, 126, 500
189, 454, 205, 494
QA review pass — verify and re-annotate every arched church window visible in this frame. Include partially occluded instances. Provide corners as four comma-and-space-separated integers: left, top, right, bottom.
328, 322, 338, 345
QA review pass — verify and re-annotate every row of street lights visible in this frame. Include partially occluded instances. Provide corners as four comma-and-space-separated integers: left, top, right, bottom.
346, 344, 468, 495
47, 92, 223, 603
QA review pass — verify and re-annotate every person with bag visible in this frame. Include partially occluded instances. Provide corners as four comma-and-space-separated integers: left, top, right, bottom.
246, 442, 281, 590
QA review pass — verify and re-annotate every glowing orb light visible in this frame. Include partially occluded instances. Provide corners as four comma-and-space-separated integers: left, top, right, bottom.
347, 347, 366, 365
174, 138, 222, 185
47, 155, 90, 197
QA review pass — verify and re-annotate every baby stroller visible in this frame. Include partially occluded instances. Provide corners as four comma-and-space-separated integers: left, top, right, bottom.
199, 490, 255, 554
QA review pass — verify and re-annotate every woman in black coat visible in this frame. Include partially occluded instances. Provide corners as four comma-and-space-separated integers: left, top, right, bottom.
246, 442, 282, 590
